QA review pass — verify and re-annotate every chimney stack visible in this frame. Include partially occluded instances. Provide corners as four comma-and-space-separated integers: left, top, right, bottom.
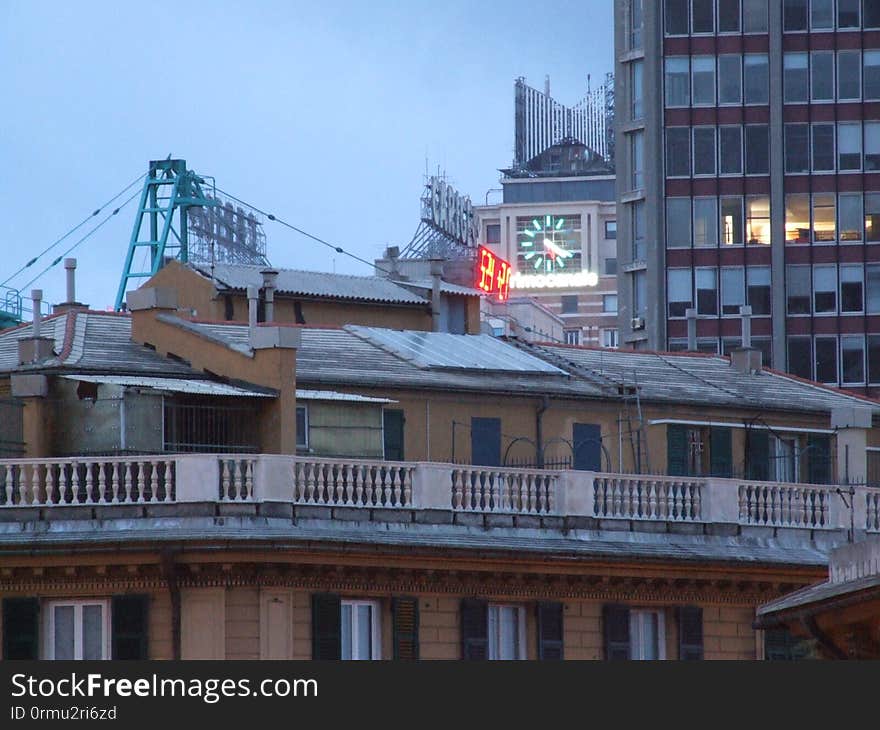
65, 259, 77, 304
18, 289, 55, 365
429, 258, 443, 333
247, 285, 258, 334
730, 305, 761, 374
260, 269, 278, 323
31, 290, 42, 340
685, 308, 697, 351
740, 305, 752, 349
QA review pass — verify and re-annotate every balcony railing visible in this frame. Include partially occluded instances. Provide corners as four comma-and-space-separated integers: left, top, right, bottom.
1, 454, 879, 534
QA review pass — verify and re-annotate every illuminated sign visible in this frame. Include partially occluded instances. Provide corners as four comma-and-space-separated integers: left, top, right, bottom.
422, 176, 478, 248
476, 246, 511, 301
510, 271, 599, 289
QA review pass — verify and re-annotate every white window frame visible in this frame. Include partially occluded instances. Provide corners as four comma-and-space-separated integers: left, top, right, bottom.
602, 329, 619, 349
487, 604, 527, 661
773, 435, 800, 483
341, 599, 381, 660
564, 329, 582, 346
44, 599, 111, 660
296, 404, 309, 449
630, 609, 666, 660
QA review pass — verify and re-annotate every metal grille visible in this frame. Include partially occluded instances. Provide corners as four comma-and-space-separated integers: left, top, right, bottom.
163, 401, 259, 453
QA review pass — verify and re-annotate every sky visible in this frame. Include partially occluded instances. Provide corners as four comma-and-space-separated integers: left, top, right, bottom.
0, 0, 613, 312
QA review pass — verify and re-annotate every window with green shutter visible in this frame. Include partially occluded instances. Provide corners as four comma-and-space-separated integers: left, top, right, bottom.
667, 424, 689, 476
807, 434, 832, 484
603, 604, 631, 660
746, 429, 770, 481
311, 593, 341, 660
709, 427, 733, 477
460, 599, 488, 660
392, 597, 419, 661
677, 606, 704, 660
2, 597, 39, 660
536, 602, 564, 660
112, 595, 149, 660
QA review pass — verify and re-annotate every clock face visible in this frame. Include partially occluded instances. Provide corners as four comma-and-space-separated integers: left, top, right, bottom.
517, 215, 581, 274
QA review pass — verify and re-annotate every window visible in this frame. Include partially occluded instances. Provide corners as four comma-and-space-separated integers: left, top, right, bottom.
867, 195, 880, 242
866, 51, 880, 101
561, 294, 579, 314
631, 60, 644, 119
602, 329, 619, 348
744, 54, 769, 104
631, 131, 644, 189
603, 294, 618, 313
866, 122, 880, 170
296, 405, 308, 449
721, 196, 743, 245
721, 267, 745, 315
788, 337, 812, 379
719, 126, 742, 174
488, 605, 526, 660
841, 264, 864, 312
692, 56, 716, 105
667, 198, 691, 248
787, 265, 811, 314
868, 0, 880, 28
838, 122, 862, 171
630, 0, 644, 49
811, 0, 834, 29
341, 600, 380, 660
814, 264, 837, 313
839, 193, 863, 241
632, 200, 646, 259
838, 50, 861, 100
813, 193, 836, 242
784, 53, 809, 103
785, 124, 810, 173
868, 265, 880, 312
633, 271, 647, 317
774, 436, 799, 483
693, 197, 718, 247
485, 224, 501, 244
840, 335, 865, 384
668, 269, 693, 318
605, 220, 617, 239
666, 0, 689, 34
812, 123, 835, 171
786, 194, 811, 243
747, 266, 772, 315
838, 0, 860, 27
666, 128, 691, 177
693, 127, 716, 176
815, 336, 838, 383
745, 125, 769, 174
719, 0, 741, 31
696, 268, 718, 315
811, 51, 835, 101
719, 54, 742, 104
630, 610, 665, 660
564, 329, 582, 345
743, 0, 768, 31
746, 196, 770, 244
665, 57, 690, 106
869, 335, 880, 384
784, 0, 808, 31
45, 600, 109, 660
605, 257, 618, 275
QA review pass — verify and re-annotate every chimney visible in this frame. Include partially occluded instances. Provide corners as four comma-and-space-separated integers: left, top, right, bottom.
18, 289, 55, 365
247, 285, 258, 337
429, 258, 443, 333
685, 308, 697, 351
386, 246, 400, 278
740, 305, 752, 349
260, 268, 278, 323
52, 257, 89, 314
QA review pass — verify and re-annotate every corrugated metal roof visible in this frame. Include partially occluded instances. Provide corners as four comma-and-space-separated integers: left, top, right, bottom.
190, 262, 429, 305
61, 374, 275, 397
296, 389, 395, 404
347, 326, 566, 373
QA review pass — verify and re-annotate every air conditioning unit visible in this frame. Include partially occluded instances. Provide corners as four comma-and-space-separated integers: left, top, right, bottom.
631, 317, 645, 330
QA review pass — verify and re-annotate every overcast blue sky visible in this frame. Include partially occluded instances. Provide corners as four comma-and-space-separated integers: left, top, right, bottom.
0, 0, 613, 310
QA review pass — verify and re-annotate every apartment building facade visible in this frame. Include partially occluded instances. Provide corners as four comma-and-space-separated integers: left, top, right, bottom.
615, 0, 880, 395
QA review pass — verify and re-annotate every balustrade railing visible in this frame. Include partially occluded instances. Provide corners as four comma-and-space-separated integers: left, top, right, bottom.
292, 459, 413, 508
451, 467, 557, 514
593, 475, 702, 521
738, 482, 832, 528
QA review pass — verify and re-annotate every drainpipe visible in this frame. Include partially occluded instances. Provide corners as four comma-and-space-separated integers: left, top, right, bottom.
686, 308, 697, 351
247, 285, 258, 340
536, 396, 549, 468
31, 289, 42, 340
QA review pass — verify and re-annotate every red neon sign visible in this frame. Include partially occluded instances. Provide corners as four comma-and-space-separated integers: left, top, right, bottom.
476, 246, 511, 302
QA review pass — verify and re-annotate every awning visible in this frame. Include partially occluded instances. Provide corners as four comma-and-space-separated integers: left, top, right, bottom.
61, 374, 275, 398
295, 389, 396, 404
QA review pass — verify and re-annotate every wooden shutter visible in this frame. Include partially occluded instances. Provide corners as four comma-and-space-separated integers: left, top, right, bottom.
471, 418, 501, 467
536, 602, 564, 660
112, 594, 149, 660
746, 429, 770, 481
807, 434, 831, 484
667, 424, 688, 476
677, 606, 704, 660
709, 427, 733, 477
2, 597, 39, 659
603, 604, 631, 660
392, 597, 419, 660
460, 599, 488, 660
311, 593, 341, 660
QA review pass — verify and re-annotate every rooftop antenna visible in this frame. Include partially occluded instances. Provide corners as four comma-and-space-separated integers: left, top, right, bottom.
587, 73, 591, 93
545, 74, 550, 96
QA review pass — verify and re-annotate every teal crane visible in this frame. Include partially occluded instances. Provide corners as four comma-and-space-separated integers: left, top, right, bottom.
114, 159, 217, 310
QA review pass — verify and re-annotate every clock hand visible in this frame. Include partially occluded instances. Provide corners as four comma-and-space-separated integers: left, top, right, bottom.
543, 238, 572, 258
